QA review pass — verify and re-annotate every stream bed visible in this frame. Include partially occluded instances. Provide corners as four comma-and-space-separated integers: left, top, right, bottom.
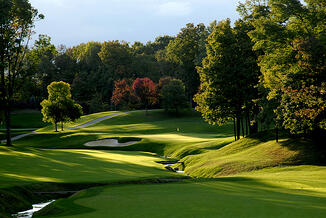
12, 200, 55, 218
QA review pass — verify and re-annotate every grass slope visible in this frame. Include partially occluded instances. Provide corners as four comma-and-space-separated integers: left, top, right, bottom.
0, 148, 176, 188
37, 165, 326, 218
178, 131, 319, 178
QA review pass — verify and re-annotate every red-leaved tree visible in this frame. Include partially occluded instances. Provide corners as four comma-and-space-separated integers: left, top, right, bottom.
132, 78, 157, 114
111, 80, 133, 109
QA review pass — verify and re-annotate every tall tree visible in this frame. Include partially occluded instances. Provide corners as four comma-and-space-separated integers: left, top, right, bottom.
0, 0, 43, 146
164, 23, 208, 104
194, 19, 260, 140
248, 0, 326, 136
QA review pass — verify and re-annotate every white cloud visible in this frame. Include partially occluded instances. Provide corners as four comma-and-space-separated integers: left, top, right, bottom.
157, 1, 192, 16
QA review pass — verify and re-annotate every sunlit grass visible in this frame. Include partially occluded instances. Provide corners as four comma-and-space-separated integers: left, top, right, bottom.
39, 165, 326, 218
0, 147, 178, 189
36, 110, 121, 132
15, 110, 235, 158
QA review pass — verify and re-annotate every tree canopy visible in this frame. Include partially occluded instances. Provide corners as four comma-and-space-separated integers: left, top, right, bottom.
41, 81, 82, 132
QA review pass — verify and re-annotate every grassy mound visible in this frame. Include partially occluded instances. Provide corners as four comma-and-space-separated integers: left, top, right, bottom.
177, 131, 320, 178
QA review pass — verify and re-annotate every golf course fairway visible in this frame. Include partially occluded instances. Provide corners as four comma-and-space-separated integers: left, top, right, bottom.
1, 110, 325, 218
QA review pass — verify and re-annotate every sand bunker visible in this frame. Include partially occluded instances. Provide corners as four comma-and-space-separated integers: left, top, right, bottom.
84, 139, 139, 147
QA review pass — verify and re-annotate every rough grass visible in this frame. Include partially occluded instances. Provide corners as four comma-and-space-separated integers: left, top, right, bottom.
37, 165, 326, 218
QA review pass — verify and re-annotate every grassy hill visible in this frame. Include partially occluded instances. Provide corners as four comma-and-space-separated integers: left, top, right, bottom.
176, 131, 321, 178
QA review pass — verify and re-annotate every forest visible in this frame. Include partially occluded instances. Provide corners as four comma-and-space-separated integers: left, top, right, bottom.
1, 0, 325, 145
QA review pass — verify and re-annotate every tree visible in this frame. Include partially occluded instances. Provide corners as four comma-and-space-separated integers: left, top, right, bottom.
132, 78, 157, 114
0, 0, 43, 146
41, 81, 82, 132
112, 79, 135, 109
194, 19, 260, 141
161, 79, 188, 114
164, 23, 208, 104
247, 0, 326, 136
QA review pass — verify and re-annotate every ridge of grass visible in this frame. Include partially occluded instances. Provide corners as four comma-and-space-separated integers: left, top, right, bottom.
177, 131, 320, 178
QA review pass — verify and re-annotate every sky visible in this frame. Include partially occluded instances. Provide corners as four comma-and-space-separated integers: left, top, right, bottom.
30, 0, 242, 47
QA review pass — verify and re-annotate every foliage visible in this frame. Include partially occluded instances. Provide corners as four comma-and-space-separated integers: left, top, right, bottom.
247, 0, 326, 134
132, 78, 157, 111
111, 79, 139, 110
164, 23, 208, 100
161, 79, 188, 114
41, 81, 82, 131
0, 0, 43, 145
194, 19, 260, 140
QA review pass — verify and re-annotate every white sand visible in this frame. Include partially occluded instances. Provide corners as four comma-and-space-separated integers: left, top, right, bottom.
84, 139, 139, 147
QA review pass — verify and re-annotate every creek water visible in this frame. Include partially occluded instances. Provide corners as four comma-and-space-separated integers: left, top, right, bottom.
12, 200, 55, 218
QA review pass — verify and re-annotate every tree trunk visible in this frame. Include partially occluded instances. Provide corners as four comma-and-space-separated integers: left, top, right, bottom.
61, 122, 64, 131
4, 105, 12, 146
246, 111, 249, 135
233, 118, 237, 141
236, 114, 241, 140
55, 122, 58, 132
241, 117, 245, 138
275, 126, 279, 143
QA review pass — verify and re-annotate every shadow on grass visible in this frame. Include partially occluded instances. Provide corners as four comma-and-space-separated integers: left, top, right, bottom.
38, 176, 326, 217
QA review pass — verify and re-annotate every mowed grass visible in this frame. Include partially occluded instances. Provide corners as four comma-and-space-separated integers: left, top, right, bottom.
15, 110, 234, 159
0, 110, 46, 141
0, 147, 177, 189
37, 165, 326, 218
36, 110, 121, 132
177, 131, 320, 178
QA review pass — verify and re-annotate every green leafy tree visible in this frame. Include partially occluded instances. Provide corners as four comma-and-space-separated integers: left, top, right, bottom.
194, 19, 260, 140
161, 79, 188, 114
247, 0, 326, 136
164, 23, 208, 104
0, 0, 43, 146
41, 81, 82, 132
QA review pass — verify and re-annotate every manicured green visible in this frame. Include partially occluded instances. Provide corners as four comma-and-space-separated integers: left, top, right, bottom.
0, 147, 176, 189
0, 110, 45, 141
36, 110, 120, 132
0, 110, 45, 129
3, 109, 324, 218
16, 110, 234, 159
38, 165, 326, 218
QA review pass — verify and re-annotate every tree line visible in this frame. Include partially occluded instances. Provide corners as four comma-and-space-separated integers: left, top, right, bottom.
1, 0, 325, 146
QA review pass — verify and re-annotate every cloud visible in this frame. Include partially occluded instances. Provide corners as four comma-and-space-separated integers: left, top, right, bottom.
157, 1, 192, 16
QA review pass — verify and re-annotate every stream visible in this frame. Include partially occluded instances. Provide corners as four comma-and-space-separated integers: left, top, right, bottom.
12, 200, 55, 218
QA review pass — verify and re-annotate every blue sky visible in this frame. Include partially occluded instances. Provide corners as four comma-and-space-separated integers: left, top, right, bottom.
30, 0, 242, 47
